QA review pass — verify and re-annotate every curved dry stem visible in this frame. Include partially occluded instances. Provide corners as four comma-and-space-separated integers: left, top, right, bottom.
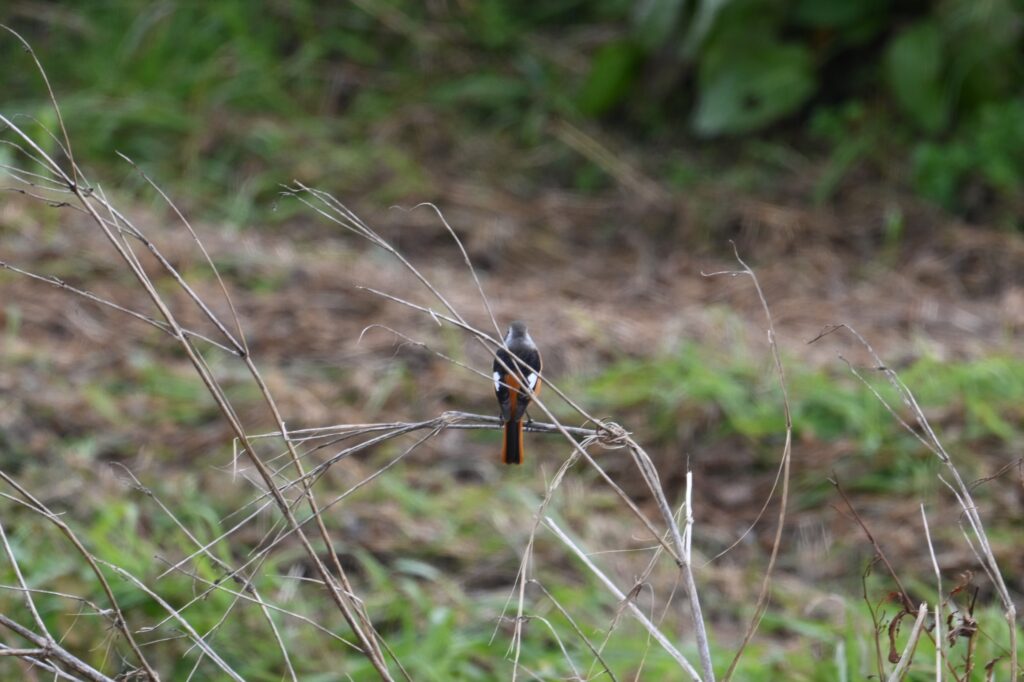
705, 245, 791, 682
885, 603, 928, 682
0, 25, 77, 188
402, 201, 502, 340
0, 519, 48, 638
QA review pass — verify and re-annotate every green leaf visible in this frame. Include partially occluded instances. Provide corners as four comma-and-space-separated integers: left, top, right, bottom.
470, 0, 519, 48
431, 73, 529, 108
633, 0, 686, 50
791, 0, 886, 29
791, 0, 888, 45
911, 141, 973, 208
692, 41, 815, 137
885, 21, 949, 133
576, 40, 642, 116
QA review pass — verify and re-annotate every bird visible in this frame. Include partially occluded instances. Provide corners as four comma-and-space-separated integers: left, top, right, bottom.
493, 321, 543, 465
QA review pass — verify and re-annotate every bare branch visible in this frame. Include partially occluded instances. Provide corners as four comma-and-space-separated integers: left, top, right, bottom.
0, 614, 114, 682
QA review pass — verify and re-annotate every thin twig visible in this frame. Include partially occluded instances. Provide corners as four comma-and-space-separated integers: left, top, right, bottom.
1, 105, 400, 678
530, 579, 619, 682
920, 504, 943, 682
113, 465, 298, 682
0, 614, 114, 682
0, 519, 48, 637
0, 471, 160, 680
97, 562, 243, 682
813, 323, 1017, 679
0, 260, 238, 354
288, 184, 722, 680
706, 244, 791, 682
545, 517, 702, 681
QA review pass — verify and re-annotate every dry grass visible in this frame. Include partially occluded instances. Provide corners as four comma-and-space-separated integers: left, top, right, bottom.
0, 28, 1021, 681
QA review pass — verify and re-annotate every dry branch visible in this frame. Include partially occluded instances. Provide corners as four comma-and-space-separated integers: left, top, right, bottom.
0, 614, 114, 682
1, 31, 396, 678
254, 412, 601, 441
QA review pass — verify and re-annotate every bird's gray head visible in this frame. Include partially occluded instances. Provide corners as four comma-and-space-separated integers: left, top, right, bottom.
508, 320, 528, 337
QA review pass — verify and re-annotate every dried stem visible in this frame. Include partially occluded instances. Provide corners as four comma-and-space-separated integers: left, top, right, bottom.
0, 472, 159, 680
285, 183, 724, 679
704, 244, 792, 682
885, 603, 929, 682
812, 323, 1018, 678
920, 504, 944, 681
544, 517, 702, 681
0, 613, 114, 682
0, 37, 400, 675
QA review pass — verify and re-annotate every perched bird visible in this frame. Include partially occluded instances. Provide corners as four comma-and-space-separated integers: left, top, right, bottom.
493, 321, 542, 465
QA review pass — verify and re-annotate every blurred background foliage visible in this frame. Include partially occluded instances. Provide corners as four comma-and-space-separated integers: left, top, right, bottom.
3, 0, 1024, 225
4, 2, 1024, 678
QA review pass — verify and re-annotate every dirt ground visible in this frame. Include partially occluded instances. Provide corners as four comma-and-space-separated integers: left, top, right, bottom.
2, 157, 1024, 634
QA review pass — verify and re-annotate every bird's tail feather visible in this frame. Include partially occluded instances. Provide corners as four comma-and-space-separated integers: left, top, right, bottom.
502, 419, 523, 465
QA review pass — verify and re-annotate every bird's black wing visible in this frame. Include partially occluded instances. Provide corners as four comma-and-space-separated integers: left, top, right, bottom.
493, 348, 514, 421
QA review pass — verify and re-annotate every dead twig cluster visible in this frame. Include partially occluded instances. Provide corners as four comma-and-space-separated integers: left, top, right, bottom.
1, 25, 1018, 682
815, 324, 1019, 680
1, 26, 727, 680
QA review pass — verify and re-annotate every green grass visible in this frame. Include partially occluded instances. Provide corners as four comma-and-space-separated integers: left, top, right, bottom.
4, 4, 1024, 676
3, 455, 1021, 680
584, 345, 1024, 485
4, 2, 436, 221
6, 1, 1024, 227
2, 327, 1021, 679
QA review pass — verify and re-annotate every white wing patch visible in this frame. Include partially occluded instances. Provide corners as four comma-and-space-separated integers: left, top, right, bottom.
526, 373, 539, 390
493, 371, 502, 392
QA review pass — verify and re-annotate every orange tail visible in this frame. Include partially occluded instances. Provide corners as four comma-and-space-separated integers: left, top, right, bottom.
502, 419, 524, 465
